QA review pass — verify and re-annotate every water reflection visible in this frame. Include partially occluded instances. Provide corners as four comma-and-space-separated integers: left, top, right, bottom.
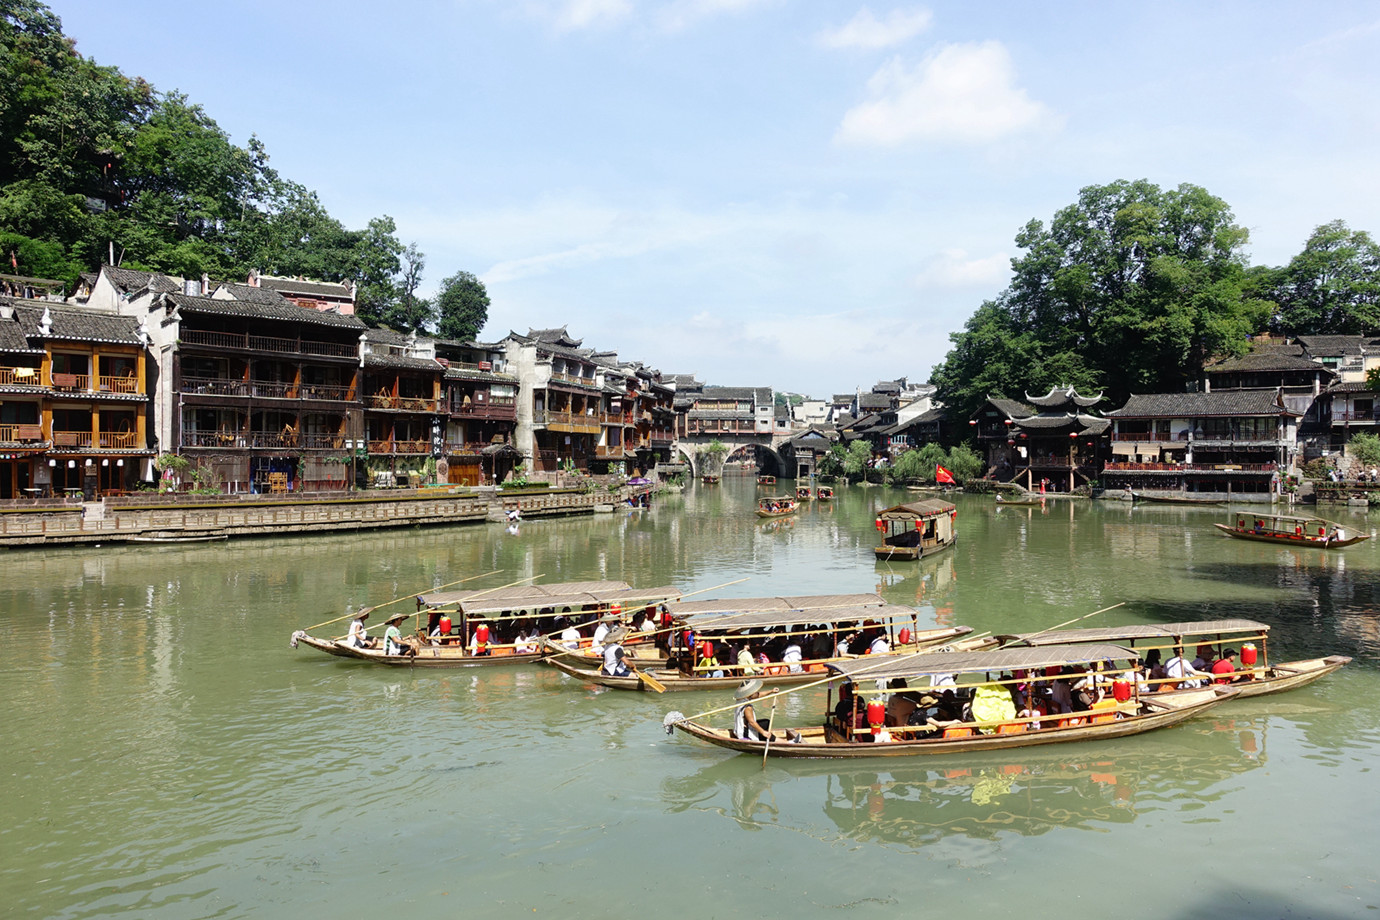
662, 717, 1267, 847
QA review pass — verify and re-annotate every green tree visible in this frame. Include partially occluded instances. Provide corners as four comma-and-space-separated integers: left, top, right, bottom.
1268, 221, 1380, 336
842, 440, 872, 482
946, 444, 984, 481
352, 215, 404, 327
380, 241, 432, 332
816, 443, 846, 480
435, 269, 490, 341
931, 180, 1270, 419
1348, 432, 1380, 468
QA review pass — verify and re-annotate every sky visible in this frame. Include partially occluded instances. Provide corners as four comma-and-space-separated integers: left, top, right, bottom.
51, 1, 1380, 398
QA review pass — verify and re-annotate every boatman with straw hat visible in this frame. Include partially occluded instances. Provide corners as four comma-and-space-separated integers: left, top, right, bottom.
382, 612, 416, 657
601, 626, 632, 677
732, 680, 799, 743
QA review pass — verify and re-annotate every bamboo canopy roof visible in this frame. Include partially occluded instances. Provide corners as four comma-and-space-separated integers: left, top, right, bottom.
665, 593, 885, 618
827, 644, 1136, 682
1003, 619, 1270, 647
876, 500, 955, 521
682, 602, 922, 632
420, 581, 680, 613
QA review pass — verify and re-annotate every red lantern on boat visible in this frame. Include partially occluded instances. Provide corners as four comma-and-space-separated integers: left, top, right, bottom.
875, 518, 886, 531
898, 627, 911, 645
700, 640, 714, 659
438, 615, 452, 636
475, 623, 490, 647
866, 701, 886, 728
1112, 679, 1131, 702
610, 602, 622, 619
1241, 643, 1258, 666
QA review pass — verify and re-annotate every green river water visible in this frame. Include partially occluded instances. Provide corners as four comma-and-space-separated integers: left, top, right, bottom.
4, 478, 1380, 919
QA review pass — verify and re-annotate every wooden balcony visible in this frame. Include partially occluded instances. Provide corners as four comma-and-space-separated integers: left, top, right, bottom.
0, 424, 44, 443
366, 439, 431, 455
367, 394, 439, 412
0, 366, 42, 386
181, 328, 358, 359
50, 431, 142, 450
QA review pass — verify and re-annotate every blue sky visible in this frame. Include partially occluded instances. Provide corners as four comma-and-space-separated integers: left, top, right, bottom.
55, 1, 1380, 397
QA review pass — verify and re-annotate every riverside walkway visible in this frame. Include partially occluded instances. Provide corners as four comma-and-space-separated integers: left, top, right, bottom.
0, 486, 607, 548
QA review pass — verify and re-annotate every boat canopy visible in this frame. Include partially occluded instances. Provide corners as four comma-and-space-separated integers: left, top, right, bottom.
876, 500, 955, 521
1232, 513, 1342, 529
665, 593, 885, 618
1002, 619, 1270, 647
682, 602, 923, 632
420, 581, 680, 614
826, 643, 1136, 682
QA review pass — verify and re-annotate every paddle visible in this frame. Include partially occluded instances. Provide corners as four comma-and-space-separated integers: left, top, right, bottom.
300, 569, 502, 633
636, 669, 668, 693
761, 694, 779, 769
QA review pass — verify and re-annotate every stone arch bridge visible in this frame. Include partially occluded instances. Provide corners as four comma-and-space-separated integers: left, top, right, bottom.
677, 430, 798, 477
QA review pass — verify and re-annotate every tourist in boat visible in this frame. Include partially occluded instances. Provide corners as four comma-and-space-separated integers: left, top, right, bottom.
382, 613, 415, 657
736, 642, 760, 677
601, 627, 631, 677
868, 629, 890, 656
559, 620, 581, 650
467, 619, 492, 657
734, 680, 791, 742
1191, 644, 1215, 672
1164, 645, 1208, 689
591, 619, 612, 653
1211, 648, 1239, 684
782, 639, 804, 673
638, 608, 656, 636
514, 629, 538, 655
346, 610, 374, 649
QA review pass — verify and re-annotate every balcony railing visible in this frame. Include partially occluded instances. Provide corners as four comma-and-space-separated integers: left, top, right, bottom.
49, 430, 138, 449
183, 376, 250, 396
0, 424, 44, 442
250, 380, 297, 399
1102, 461, 1277, 473
301, 384, 353, 402
51, 373, 90, 391
1333, 411, 1377, 422
0, 366, 42, 386
51, 431, 92, 447
367, 394, 440, 411
366, 439, 431, 455
596, 445, 625, 458
181, 328, 357, 358
549, 370, 598, 388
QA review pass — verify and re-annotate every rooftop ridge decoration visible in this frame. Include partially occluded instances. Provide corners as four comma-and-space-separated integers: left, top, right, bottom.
1024, 384, 1104, 408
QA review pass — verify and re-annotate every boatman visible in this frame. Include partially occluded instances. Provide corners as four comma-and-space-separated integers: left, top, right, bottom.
733, 680, 798, 743
382, 613, 416, 657
601, 626, 632, 677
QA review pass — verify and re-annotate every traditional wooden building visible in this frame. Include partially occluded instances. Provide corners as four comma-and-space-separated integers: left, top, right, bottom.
503, 328, 607, 474
972, 387, 1108, 492
432, 337, 519, 485
247, 271, 356, 316
359, 328, 445, 486
0, 298, 153, 497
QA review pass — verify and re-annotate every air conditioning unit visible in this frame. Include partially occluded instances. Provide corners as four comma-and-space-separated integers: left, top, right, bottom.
478, 361, 492, 371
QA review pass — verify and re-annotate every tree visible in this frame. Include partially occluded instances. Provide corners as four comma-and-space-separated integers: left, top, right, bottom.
435, 269, 490, 341
378, 241, 432, 332
930, 180, 1270, 419
842, 440, 872, 481
1348, 432, 1380, 469
351, 215, 404, 327
1268, 221, 1380, 336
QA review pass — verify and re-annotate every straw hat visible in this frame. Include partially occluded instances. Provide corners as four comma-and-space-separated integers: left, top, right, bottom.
734, 679, 764, 700
604, 626, 628, 645
384, 612, 408, 624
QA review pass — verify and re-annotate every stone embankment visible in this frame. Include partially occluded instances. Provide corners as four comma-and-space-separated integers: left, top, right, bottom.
0, 486, 609, 549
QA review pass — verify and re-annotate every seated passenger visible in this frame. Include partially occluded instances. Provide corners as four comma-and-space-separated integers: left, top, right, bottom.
782, 640, 804, 673
346, 610, 374, 649
1164, 645, 1208, 689
1211, 648, 1238, 684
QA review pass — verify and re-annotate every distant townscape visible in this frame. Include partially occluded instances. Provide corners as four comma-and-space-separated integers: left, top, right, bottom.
1, 266, 1375, 505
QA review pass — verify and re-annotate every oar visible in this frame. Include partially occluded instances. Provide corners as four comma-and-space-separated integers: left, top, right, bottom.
636, 669, 668, 693
761, 694, 779, 769
1019, 602, 1125, 641
300, 569, 502, 632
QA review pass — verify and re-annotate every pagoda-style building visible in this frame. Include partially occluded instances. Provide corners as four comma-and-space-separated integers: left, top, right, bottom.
971, 386, 1108, 492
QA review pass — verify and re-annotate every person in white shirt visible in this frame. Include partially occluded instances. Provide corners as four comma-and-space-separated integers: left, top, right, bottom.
601, 627, 631, 677
346, 611, 373, 648
1165, 646, 1208, 689
560, 622, 581, 650
782, 641, 804, 673
591, 620, 611, 653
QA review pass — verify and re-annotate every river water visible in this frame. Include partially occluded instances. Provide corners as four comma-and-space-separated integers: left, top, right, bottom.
5, 478, 1380, 919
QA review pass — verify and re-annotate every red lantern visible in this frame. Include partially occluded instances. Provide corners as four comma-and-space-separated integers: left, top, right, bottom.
438, 615, 452, 636
875, 518, 886, 531
1113, 679, 1131, 702
866, 701, 886, 727
898, 627, 911, 645
700, 640, 714, 658
968, 419, 978, 426
1241, 643, 1258, 666
475, 623, 490, 646
1069, 432, 1078, 439
1004, 418, 1013, 425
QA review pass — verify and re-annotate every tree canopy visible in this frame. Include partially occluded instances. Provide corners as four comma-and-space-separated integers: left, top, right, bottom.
930, 180, 1272, 420
435, 270, 490, 341
1260, 220, 1380, 336
0, 0, 423, 322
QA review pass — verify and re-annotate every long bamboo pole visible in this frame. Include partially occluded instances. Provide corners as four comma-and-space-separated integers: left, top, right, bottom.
301, 569, 502, 632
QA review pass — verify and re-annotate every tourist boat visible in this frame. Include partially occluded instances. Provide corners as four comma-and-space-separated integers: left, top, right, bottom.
1130, 490, 1225, 506
293, 580, 681, 667
796, 485, 814, 501
1213, 512, 1371, 549
546, 594, 983, 692
756, 475, 776, 486
701, 474, 720, 485
997, 618, 1352, 699
874, 500, 956, 560
755, 496, 798, 518
665, 644, 1236, 759
816, 486, 834, 501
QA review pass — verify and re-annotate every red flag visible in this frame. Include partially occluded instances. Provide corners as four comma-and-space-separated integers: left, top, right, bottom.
936, 465, 955, 484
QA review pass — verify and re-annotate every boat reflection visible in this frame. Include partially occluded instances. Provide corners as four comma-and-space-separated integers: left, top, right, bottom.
661, 717, 1266, 845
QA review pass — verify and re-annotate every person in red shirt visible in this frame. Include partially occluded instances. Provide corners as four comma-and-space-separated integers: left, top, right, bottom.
1211, 649, 1238, 684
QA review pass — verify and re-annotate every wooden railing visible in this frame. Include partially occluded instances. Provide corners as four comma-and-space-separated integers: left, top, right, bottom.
51, 373, 89, 391
0, 424, 44, 442
181, 328, 357, 358
301, 384, 353, 402
366, 439, 431, 455
52, 431, 92, 447
0, 366, 42, 386
367, 394, 440, 411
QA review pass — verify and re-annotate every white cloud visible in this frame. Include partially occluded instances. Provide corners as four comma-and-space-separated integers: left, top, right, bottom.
916, 248, 1010, 289
524, 0, 634, 31
819, 7, 933, 50
654, 0, 780, 32
836, 41, 1056, 146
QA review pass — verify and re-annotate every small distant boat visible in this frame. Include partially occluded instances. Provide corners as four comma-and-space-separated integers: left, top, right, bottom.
757, 475, 777, 485
796, 485, 814, 501
1131, 490, 1225, 506
1213, 513, 1370, 549
756, 496, 799, 518
874, 500, 956, 560
129, 530, 228, 543
994, 493, 1043, 506
701, 474, 720, 485
816, 486, 834, 501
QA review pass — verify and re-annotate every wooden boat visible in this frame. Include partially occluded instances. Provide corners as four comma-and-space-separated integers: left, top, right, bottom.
816, 486, 834, 501
701, 475, 720, 485
755, 496, 798, 518
1130, 490, 1225, 506
994, 493, 1043, 506
547, 596, 984, 692
293, 580, 681, 667
666, 644, 1236, 759
997, 618, 1352, 700
874, 499, 956, 560
796, 486, 814, 501
756, 475, 776, 486
129, 530, 228, 543
1213, 512, 1371, 549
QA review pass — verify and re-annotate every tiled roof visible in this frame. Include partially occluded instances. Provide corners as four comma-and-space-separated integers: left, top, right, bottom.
444, 367, 514, 384
103, 265, 180, 295
257, 276, 353, 299
168, 293, 365, 329
1012, 413, 1110, 435
985, 397, 1035, 419
218, 283, 296, 307
1296, 335, 1368, 357
1206, 351, 1328, 374
1107, 389, 1295, 418
859, 393, 891, 409
11, 302, 144, 345
364, 353, 443, 371
363, 327, 412, 346
701, 386, 771, 403
0, 306, 43, 352
1326, 381, 1378, 394
1025, 386, 1103, 408
831, 394, 854, 404
527, 326, 583, 347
